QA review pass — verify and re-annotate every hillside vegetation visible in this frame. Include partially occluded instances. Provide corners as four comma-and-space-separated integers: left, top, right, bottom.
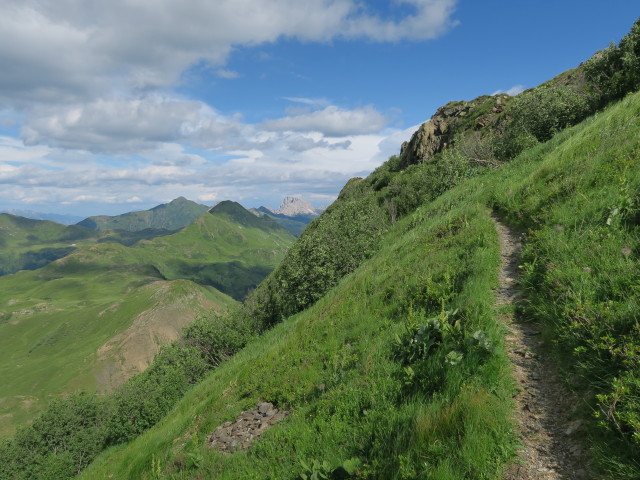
1, 17, 638, 480
0, 214, 97, 275
0, 203, 293, 437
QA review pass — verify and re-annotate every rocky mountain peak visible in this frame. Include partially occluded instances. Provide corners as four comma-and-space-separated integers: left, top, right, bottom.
275, 196, 317, 216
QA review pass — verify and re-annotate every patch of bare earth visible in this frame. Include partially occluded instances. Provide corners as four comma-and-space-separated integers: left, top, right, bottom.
493, 215, 592, 480
95, 280, 219, 392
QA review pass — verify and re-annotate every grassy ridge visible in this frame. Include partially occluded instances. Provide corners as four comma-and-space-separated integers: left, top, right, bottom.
80, 192, 514, 480
0, 214, 97, 275
0, 258, 234, 436
77, 197, 209, 232
81, 90, 640, 480
487, 92, 640, 477
0, 204, 293, 436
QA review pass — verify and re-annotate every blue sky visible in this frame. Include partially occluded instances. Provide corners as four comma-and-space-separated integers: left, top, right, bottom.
0, 0, 637, 217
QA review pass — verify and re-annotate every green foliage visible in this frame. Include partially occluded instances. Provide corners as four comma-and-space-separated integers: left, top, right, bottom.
242, 181, 389, 330
374, 146, 484, 221
0, 393, 107, 480
584, 18, 640, 107
495, 84, 591, 160
182, 311, 254, 367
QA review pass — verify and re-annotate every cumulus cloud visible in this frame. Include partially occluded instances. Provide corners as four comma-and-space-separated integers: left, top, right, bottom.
198, 192, 218, 202
0, 0, 453, 214
21, 96, 244, 154
0, 122, 412, 215
285, 135, 352, 152
0, 0, 457, 108
262, 105, 388, 136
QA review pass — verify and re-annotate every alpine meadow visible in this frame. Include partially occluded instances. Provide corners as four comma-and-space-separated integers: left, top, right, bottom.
1, 11, 640, 480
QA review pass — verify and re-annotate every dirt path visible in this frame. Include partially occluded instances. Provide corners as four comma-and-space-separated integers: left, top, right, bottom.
493, 215, 591, 480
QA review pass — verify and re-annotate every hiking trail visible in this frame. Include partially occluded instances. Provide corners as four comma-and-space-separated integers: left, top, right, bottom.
493, 215, 591, 480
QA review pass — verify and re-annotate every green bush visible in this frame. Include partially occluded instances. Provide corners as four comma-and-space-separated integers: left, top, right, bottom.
183, 311, 254, 367
585, 18, 640, 107
243, 182, 389, 330
495, 84, 592, 160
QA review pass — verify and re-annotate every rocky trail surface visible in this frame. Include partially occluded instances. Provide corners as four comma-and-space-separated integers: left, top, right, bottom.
493, 215, 592, 480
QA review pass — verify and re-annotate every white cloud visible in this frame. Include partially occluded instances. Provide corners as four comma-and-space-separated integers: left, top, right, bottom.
198, 193, 218, 202
0, 0, 458, 108
0, 122, 411, 214
0, 0, 454, 214
283, 97, 331, 106
262, 105, 388, 136
21, 96, 243, 154
216, 69, 241, 79
343, 0, 459, 41
492, 85, 525, 96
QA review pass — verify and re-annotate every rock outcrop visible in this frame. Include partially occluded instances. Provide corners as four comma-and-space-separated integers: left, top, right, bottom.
400, 94, 510, 168
207, 402, 289, 453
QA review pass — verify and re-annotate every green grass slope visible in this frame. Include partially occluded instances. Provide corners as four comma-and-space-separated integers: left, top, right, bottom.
81, 186, 514, 480
80, 91, 640, 480
0, 256, 235, 437
77, 197, 209, 232
0, 214, 98, 275
0, 202, 293, 437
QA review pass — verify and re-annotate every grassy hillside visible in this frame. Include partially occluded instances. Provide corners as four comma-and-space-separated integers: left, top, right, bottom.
80, 190, 514, 480
1, 17, 638, 480
77, 197, 209, 232
86, 201, 295, 301
0, 214, 98, 275
0, 256, 235, 437
76, 89, 640, 480
0, 202, 294, 437
0, 214, 183, 276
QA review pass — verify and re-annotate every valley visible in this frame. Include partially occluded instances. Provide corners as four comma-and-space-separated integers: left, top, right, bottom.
0, 201, 294, 436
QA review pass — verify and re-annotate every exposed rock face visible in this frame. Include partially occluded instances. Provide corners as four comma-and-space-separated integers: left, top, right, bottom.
275, 196, 317, 216
400, 94, 509, 168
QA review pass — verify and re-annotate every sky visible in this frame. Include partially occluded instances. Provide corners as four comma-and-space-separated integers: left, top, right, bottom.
0, 1, 637, 217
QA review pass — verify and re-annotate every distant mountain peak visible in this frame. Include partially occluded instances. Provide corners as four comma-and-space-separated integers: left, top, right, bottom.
275, 196, 317, 216
78, 197, 209, 232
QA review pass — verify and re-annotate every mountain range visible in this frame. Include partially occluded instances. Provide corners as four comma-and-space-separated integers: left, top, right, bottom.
0, 209, 84, 225
251, 196, 323, 236
0, 200, 294, 436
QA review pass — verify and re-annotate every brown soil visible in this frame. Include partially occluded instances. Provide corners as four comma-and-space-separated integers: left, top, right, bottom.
493, 215, 592, 480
